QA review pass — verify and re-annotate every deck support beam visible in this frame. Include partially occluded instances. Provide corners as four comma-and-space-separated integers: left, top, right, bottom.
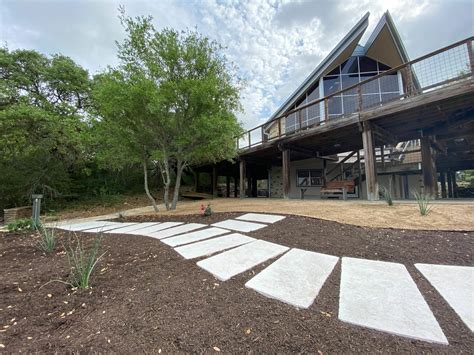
226, 175, 231, 198
282, 149, 291, 199
239, 160, 246, 198
421, 136, 438, 197
362, 121, 379, 200
447, 170, 453, 198
440, 172, 447, 198
212, 166, 218, 198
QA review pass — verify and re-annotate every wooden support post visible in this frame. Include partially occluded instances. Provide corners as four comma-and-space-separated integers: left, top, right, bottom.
421, 136, 437, 198
226, 175, 230, 198
381, 145, 385, 167
212, 167, 218, 198
439, 172, 447, 198
282, 149, 291, 199
468, 40, 474, 74
447, 170, 453, 198
234, 175, 238, 197
323, 159, 327, 186
362, 121, 379, 200
357, 150, 362, 198
239, 160, 246, 198
452, 171, 458, 198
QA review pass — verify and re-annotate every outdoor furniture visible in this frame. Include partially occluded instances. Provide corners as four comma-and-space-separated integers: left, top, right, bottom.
320, 180, 355, 200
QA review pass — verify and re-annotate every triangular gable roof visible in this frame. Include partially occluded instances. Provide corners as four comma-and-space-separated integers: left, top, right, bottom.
266, 10, 410, 124
364, 11, 410, 67
266, 11, 370, 123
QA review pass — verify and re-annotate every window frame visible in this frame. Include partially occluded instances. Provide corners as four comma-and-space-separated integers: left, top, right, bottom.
296, 169, 323, 187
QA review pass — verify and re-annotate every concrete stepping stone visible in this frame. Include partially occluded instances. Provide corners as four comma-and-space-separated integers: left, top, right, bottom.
245, 249, 338, 308
147, 223, 207, 240
58, 221, 119, 231
339, 257, 448, 344
236, 213, 285, 224
161, 227, 230, 247
197, 240, 289, 281
415, 263, 474, 332
104, 222, 161, 234
80, 222, 138, 233
127, 222, 183, 236
211, 219, 267, 232
174, 233, 255, 259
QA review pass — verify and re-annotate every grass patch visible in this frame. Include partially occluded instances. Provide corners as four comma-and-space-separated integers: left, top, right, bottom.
414, 191, 433, 216
38, 226, 57, 253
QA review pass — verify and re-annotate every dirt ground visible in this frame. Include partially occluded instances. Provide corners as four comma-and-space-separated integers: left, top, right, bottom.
127, 198, 474, 231
1, 213, 472, 353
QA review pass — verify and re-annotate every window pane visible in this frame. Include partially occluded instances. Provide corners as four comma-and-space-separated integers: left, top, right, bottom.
361, 94, 380, 109
310, 177, 322, 186
327, 65, 340, 75
379, 73, 399, 93
341, 56, 359, 74
342, 74, 359, 95
307, 103, 320, 122
328, 96, 342, 116
378, 61, 391, 71
343, 95, 358, 115
297, 170, 310, 186
360, 74, 379, 94
324, 75, 341, 95
307, 85, 319, 102
359, 56, 378, 72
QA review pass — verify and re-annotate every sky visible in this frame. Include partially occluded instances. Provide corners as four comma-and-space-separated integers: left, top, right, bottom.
1, 0, 473, 129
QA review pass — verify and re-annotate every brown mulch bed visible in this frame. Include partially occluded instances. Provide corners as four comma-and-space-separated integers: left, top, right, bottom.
1, 213, 472, 353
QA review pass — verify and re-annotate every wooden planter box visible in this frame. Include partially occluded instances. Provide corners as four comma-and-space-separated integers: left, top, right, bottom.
3, 206, 32, 224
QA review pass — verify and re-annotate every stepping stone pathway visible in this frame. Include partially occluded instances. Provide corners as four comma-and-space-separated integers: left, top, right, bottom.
58, 220, 121, 231
415, 263, 474, 332
197, 240, 289, 281
104, 222, 161, 234
79, 222, 138, 233
211, 219, 267, 232
128, 222, 183, 236
148, 223, 207, 240
246, 249, 339, 309
339, 257, 448, 344
174, 233, 255, 259
162, 227, 230, 247
236, 213, 286, 224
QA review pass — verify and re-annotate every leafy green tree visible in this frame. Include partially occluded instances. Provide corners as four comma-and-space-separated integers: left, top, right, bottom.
94, 10, 243, 210
0, 47, 91, 209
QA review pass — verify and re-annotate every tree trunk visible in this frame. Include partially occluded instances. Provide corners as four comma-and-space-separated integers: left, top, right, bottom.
143, 159, 159, 212
171, 159, 185, 210
158, 157, 171, 211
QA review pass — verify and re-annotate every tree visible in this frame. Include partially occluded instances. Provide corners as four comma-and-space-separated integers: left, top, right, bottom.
0, 47, 91, 210
94, 9, 243, 210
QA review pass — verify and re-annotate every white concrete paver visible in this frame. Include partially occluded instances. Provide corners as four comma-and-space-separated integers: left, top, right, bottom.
197, 240, 289, 281
211, 219, 267, 233
58, 221, 121, 231
147, 223, 207, 240
127, 222, 183, 236
174, 233, 255, 259
415, 263, 474, 332
79, 222, 138, 233
236, 213, 286, 224
161, 227, 230, 247
104, 222, 161, 234
246, 249, 339, 308
339, 257, 448, 344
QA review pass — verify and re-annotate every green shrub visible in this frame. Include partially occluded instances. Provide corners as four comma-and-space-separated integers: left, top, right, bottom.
7, 218, 34, 232
38, 227, 57, 253
380, 186, 394, 206
204, 203, 212, 217
413, 191, 433, 216
66, 235, 106, 289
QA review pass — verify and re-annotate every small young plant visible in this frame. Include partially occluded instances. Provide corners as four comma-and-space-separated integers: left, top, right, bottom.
380, 186, 394, 206
66, 235, 106, 289
204, 203, 212, 217
38, 226, 57, 253
413, 191, 433, 216
7, 218, 34, 232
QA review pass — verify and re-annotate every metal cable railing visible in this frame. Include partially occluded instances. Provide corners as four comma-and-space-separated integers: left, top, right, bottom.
237, 37, 473, 150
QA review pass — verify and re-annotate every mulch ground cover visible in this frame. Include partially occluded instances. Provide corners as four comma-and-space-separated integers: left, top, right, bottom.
1, 213, 472, 353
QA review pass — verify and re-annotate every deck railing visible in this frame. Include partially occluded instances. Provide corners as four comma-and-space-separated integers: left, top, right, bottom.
237, 37, 474, 150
